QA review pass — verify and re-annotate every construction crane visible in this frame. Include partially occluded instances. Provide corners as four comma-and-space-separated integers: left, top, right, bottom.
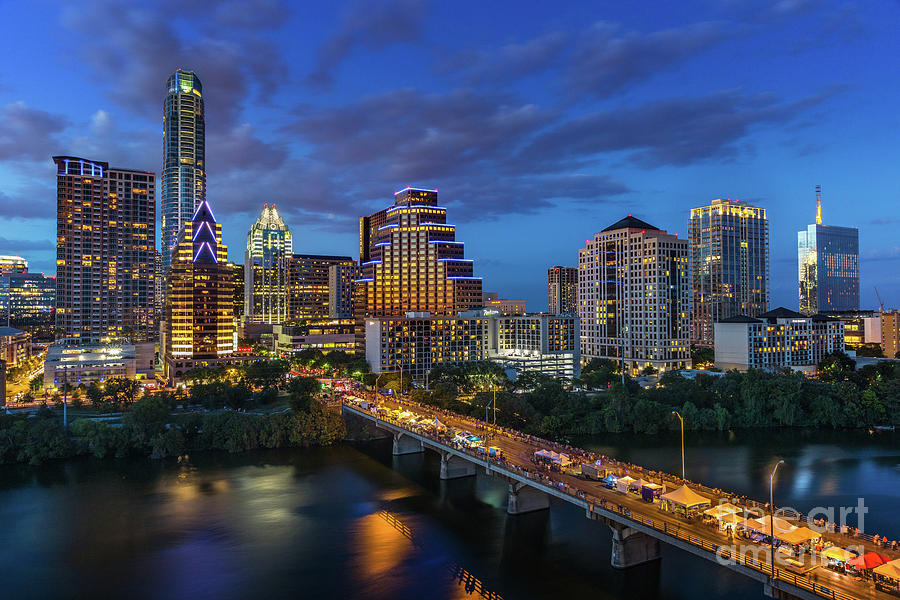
875, 287, 885, 313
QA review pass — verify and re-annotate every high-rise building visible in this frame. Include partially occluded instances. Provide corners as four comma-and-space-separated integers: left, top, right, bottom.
288, 254, 355, 320
579, 215, 691, 375
547, 266, 578, 315
482, 292, 527, 315
53, 156, 156, 343
163, 200, 235, 381
161, 69, 205, 272
0, 272, 56, 340
329, 263, 359, 318
882, 310, 900, 359
689, 199, 769, 345
0, 256, 27, 274
356, 187, 482, 318
244, 204, 293, 324
798, 187, 859, 315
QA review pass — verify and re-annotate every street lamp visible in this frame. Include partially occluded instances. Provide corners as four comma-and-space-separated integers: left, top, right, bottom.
672, 410, 685, 481
375, 372, 387, 406
769, 459, 785, 580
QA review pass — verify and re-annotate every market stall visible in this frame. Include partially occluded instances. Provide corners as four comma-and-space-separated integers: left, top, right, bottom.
659, 484, 710, 518
600, 473, 618, 489
821, 546, 857, 572
848, 552, 890, 578
703, 503, 742, 520
616, 475, 637, 494
641, 483, 663, 503
873, 558, 900, 596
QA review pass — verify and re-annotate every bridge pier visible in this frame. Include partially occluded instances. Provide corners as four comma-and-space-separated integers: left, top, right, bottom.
440, 452, 477, 479
392, 432, 424, 456
609, 523, 660, 569
507, 482, 550, 515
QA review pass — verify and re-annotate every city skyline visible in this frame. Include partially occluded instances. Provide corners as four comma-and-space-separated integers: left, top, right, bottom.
1, 1, 899, 312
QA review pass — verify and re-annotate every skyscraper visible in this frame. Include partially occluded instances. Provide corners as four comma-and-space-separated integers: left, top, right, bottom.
289, 254, 354, 320
53, 156, 156, 343
164, 200, 235, 381
547, 266, 578, 315
356, 187, 482, 318
689, 199, 769, 345
798, 187, 859, 314
161, 69, 205, 272
329, 263, 359, 318
0, 256, 27, 274
244, 204, 293, 324
579, 215, 690, 375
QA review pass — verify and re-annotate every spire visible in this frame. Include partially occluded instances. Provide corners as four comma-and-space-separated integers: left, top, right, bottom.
815, 184, 822, 225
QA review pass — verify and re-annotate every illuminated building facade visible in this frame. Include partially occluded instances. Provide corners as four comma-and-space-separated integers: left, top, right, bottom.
0, 256, 27, 274
714, 307, 844, 373
798, 190, 859, 314
161, 69, 205, 272
163, 200, 235, 381
289, 254, 355, 320
882, 311, 900, 359
487, 313, 581, 380
547, 266, 578, 315
578, 215, 691, 375
0, 327, 32, 369
44, 340, 155, 390
0, 272, 56, 340
274, 319, 356, 356
53, 156, 156, 343
356, 188, 482, 318
329, 263, 359, 318
244, 204, 293, 324
689, 199, 769, 345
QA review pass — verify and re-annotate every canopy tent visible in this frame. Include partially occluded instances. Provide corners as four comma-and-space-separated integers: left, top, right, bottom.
642, 483, 663, 491
534, 450, 552, 459
660, 485, 710, 508
742, 516, 795, 536
822, 547, 857, 562
873, 559, 900, 581
704, 503, 743, 519
431, 418, 447, 430
627, 478, 644, 490
777, 527, 819, 546
616, 476, 637, 493
848, 552, 890, 570
716, 513, 745, 528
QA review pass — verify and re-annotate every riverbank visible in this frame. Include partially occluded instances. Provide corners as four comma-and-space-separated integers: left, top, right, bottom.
0, 398, 346, 465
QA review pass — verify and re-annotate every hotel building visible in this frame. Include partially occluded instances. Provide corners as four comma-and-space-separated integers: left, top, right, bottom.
289, 254, 355, 320
329, 263, 359, 318
689, 199, 769, 345
578, 215, 691, 375
547, 266, 578, 315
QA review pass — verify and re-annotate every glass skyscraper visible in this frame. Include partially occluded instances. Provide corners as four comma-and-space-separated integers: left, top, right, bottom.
798, 193, 859, 315
688, 199, 769, 345
161, 69, 205, 272
244, 204, 293, 324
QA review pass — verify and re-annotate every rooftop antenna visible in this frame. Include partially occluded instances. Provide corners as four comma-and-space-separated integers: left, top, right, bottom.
815, 184, 822, 225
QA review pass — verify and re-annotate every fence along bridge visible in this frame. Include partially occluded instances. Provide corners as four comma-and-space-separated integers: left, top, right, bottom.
342, 400, 892, 600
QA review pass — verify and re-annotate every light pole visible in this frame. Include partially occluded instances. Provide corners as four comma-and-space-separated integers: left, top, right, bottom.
62, 365, 68, 430
672, 411, 685, 481
375, 372, 387, 406
769, 459, 785, 580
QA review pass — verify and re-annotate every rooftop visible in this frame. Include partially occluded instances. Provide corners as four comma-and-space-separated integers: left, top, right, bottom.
602, 215, 660, 232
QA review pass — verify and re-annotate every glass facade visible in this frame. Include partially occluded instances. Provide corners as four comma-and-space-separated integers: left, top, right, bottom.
0, 273, 55, 340
689, 199, 769, 345
547, 266, 578, 315
244, 204, 293, 324
161, 69, 205, 272
288, 254, 354, 320
798, 224, 859, 315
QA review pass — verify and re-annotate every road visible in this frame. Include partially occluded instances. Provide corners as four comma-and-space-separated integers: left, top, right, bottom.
347, 392, 900, 600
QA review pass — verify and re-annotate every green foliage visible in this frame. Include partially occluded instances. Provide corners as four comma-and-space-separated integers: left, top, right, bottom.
86, 378, 141, 411
243, 359, 290, 390
429, 361, 508, 393
288, 376, 320, 412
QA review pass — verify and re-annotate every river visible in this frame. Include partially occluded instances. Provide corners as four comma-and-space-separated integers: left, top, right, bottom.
0, 429, 897, 600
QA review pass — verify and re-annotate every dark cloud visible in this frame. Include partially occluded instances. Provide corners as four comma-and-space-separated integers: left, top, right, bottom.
207, 123, 289, 172
0, 184, 56, 220
0, 102, 68, 160
565, 21, 728, 99
0, 236, 54, 252
441, 32, 567, 85
308, 0, 428, 89
521, 90, 831, 169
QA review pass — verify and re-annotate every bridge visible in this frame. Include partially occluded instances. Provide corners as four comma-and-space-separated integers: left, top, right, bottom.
341, 396, 900, 600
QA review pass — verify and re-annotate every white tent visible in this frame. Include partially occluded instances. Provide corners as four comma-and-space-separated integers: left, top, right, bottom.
617, 475, 637, 493
703, 503, 743, 519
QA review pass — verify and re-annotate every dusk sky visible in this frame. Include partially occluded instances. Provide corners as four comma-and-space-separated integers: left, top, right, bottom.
1, 0, 898, 310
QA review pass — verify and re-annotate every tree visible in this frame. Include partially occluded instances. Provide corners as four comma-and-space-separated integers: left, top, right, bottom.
123, 395, 171, 447
641, 365, 658, 376
288, 376, 320, 413
86, 378, 141, 411
243, 359, 290, 390
817, 351, 856, 384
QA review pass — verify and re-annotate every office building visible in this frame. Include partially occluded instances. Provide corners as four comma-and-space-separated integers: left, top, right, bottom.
579, 215, 691, 375
547, 266, 578, 315
882, 311, 900, 359
487, 313, 581, 380
329, 263, 359, 318
714, 307, 845, 374
356, 187, 482, 318
44, 340, 155, 391
0, 272, 56, 340
288, 254, 354, 320
0, 256, 27, 274
244, 204, 293, 324
0, 327, 32, 368
53, 156, 156, 343
161, 69, 205, 272
689, 199, 769, 345
828, 310, 880, 350
274, 319, 356, 357
798, 187, 859, 314
482, 292, 527, 315
163, 200, 235, 381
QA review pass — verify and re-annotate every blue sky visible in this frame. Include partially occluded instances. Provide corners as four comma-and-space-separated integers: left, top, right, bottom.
1, 0, 898, 310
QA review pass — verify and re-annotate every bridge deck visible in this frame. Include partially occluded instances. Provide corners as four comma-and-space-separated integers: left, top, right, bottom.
342, 397, 899, 600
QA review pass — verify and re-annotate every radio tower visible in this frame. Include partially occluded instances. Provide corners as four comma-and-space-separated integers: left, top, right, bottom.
815, 184, 822, 225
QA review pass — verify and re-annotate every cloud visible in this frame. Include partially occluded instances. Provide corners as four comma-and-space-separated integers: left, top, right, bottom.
520, 90, 831, 169
565, 21, 727, 99
308, 0, 428, 88
441, 32, 567, 85
0, 102, 68, 161
0, 184, 57, 220
0, 236, 54, 253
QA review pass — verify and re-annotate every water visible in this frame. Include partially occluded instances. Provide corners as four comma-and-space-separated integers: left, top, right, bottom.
0, 429, 897, 600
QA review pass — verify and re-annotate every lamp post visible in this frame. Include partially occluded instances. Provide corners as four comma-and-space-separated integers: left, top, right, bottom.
672, 410, 685, 481
769, 459, 785, 580
375, 372, 387, 406
62, 365, 67, 430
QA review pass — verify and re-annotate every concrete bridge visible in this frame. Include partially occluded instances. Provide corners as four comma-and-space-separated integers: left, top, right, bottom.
342, 400, 888, 600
